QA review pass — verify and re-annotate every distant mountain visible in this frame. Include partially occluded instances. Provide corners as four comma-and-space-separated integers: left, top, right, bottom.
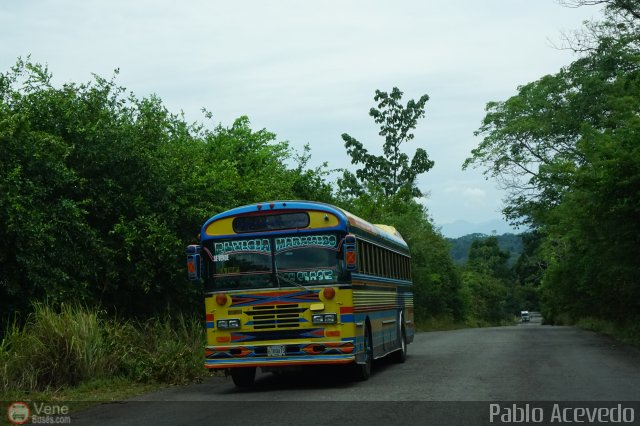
447, 233, 524, 266
437, 219, 521, 238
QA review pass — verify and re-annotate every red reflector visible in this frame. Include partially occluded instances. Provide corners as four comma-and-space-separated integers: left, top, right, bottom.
323, 287, 336, 300
216, 336, 230, 343
216, 294, 227, 306
206, 313, 214, 321
346, 251, 356, 265
326, 330, 340, 337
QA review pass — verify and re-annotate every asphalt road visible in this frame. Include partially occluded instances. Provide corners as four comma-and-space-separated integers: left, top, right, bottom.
72, 314, 640, 425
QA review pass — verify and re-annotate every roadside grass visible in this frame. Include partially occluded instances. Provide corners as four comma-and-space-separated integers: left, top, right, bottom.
0, 303, 211, 406
424, 310, 640, 348
416, 315, 470, 332
543, 313, 640, 348
574, 317, 640, 347
0, 377, 164, 414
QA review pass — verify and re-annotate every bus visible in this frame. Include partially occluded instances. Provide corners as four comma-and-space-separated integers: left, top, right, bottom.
186, 200, 414, 387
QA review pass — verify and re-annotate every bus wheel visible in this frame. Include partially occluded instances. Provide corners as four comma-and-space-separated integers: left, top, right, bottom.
392, 325, 407, 364
230, 367, 256, 387
353, 325, 372, 381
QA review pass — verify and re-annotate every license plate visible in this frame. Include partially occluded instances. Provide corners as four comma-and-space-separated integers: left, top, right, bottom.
267, 345, 286, 357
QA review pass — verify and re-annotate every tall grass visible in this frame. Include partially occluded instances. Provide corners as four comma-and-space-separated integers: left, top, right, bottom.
0, 303, 208, 393
574, 317, 640, 347
541, 313, 640, 347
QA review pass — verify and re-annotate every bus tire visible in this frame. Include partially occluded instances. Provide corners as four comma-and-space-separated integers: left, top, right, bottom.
230, 367, 256, 387
392, 324, 407, 364
353, 324, 372, 381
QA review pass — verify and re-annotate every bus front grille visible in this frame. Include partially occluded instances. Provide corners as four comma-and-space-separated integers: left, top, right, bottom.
245, 304, 306, 329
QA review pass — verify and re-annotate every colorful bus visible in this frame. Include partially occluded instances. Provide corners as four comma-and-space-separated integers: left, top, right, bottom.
186, 200, 414, 386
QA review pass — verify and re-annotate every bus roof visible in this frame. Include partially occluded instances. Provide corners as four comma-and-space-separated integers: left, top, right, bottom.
201, 200, 408, 249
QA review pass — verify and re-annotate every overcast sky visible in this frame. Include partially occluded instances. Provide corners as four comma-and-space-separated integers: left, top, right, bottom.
1, 0, 604, 230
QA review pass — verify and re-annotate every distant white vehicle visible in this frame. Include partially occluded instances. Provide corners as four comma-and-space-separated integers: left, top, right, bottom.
521, 311, 530, 322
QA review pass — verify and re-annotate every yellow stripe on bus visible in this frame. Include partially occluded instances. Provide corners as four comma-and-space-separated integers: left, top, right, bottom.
204, 211, 340, 236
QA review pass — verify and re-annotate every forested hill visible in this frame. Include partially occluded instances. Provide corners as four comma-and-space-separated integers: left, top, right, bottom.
448, 233, 523, 265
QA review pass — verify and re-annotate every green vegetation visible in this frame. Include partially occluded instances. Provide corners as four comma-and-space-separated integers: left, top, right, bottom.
337, 88, 464, 323
448, 233, 524, 266
339, 87, 434, 198
572, 318, 640, 347
464, 0, 640, 339
4, 1, 638, 398
335, 88, 532, 327
0, 58, 330, 325
0, 303, 208, 399
0, 64, 470, 400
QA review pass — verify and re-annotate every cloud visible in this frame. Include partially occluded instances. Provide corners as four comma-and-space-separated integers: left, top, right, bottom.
462, 188, 487, 199
443, 186, 487, 202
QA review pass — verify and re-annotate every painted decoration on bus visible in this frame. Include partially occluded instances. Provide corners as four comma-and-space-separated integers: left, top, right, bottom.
280, 269, 335, 283
214, 239, 271, 256
275, 235, 338, 251
275, 234, 339, 284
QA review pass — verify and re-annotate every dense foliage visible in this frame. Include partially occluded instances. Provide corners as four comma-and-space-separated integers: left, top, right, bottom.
0, 59, 329, 326
0, 61, 519, 341
464, 1, 640, 325
6, 0, 639, 395
1, 304, 206, 392
448, 233, 523, 266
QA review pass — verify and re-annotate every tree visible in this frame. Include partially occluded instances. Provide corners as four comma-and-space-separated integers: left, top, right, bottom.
462, 237, 514, 322
467, 237, 511, 280
463, 6, 640, 324
559, 0, 640, 20
0, 58, 332, 327
288, 144, 335, 203
512, 231, 545, 311
461, 270, 509, 324
337, 87, 464, 324
340, 87, 434, 198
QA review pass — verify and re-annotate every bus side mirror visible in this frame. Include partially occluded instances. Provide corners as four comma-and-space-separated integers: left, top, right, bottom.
344, 235, 357, 271
186, 245, 202, 281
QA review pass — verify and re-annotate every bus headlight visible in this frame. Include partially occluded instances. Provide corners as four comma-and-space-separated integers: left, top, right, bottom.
217, 319, 241, 329
312, 313, 337, 324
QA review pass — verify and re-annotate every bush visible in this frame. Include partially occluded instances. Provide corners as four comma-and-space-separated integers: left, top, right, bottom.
0, 303, 207, 393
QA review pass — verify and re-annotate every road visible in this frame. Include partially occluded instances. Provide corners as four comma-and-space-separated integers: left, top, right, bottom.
73, 314, 640, 425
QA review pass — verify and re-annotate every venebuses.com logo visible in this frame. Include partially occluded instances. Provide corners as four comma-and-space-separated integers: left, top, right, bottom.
6, 402, 30, 425
6, 401, 71, 424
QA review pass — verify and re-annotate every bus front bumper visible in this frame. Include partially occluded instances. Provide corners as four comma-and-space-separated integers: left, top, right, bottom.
204, 341, 356, 369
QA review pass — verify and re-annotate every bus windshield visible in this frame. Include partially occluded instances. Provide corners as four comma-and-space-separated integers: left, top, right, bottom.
275, 234, 340, 287
203, 234, 342, 291
204, 238, 273, 290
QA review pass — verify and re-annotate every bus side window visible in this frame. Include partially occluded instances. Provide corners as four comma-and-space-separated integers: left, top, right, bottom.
365, 242, 371, 275
405, 256, 411, 280
385, 248, 390, 278
373, 244, 378, 275
393, 252, 398, 279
